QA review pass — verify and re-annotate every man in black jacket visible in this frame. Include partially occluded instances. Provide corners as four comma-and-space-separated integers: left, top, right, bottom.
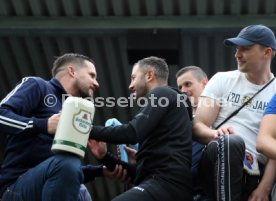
89, 56, 193, 201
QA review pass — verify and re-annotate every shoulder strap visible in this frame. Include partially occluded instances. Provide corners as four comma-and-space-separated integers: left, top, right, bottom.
215, 77, 275, 129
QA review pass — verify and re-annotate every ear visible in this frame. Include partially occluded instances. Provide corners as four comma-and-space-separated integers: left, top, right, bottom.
264, 48, 272, 58
67, 65, 75, 78
146, 69, 155, 82
202, 78, 208, 86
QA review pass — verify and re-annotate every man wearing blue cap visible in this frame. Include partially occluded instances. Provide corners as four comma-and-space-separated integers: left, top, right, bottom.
193, 25, 276, 201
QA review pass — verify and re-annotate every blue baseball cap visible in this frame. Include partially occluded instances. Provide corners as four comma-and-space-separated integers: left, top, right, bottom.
224, 25, 276, 50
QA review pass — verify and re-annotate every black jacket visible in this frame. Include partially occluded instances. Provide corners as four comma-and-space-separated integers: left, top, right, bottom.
90, 86, 192, 191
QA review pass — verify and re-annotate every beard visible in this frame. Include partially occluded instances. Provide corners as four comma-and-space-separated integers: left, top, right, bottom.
74, 79, 93, 98
79, 89, 93, 98
135, 84, 148, 99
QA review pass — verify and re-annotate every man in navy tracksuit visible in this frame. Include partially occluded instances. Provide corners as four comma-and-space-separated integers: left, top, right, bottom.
0, 53, 104, 201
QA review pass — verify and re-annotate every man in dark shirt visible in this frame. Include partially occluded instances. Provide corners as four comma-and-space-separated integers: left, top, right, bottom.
89, 56, 193, 201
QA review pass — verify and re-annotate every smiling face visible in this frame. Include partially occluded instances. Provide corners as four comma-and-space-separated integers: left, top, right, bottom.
73, 60, 99, 98
128, 64, 149, 99
235, 44, 270, 73
177, 71, 207, 107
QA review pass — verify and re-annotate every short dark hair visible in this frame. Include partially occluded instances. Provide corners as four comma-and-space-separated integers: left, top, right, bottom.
52, 53, 94, 76
176, 66, 207, 81
136, 56, 169, 83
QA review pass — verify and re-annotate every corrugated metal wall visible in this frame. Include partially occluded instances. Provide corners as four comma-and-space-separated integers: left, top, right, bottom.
1, 0, 276, 16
